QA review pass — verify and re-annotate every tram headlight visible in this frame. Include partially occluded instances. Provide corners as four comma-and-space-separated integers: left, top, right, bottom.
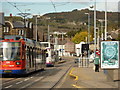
16, 62, 21, 65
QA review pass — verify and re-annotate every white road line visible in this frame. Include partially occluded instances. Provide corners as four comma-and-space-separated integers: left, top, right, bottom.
34, 78, 41, 82
21, 83, 33, 89
21, 77, 43, 89
24, 78, 30, 81
16, 81, 23, 84
5, 85, 13, 88
30, 77, 33, 78
36, 74, 39, 76
3, 78, 21, 85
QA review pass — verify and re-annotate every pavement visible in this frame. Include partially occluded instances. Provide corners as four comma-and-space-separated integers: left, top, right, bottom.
70, 63, 120, 89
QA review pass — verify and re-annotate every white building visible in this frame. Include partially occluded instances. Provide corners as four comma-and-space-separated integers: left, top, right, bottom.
75, 42, 85, 57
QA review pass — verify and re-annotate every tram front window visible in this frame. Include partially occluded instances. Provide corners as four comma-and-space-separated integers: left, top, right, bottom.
0, 42, 20, 61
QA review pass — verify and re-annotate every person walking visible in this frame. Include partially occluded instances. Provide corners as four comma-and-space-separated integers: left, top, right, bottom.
94, 54, 100, 72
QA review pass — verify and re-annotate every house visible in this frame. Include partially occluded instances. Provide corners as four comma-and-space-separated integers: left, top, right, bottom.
4, 20, 33, 39
64, 40, 75, 56
75, 42, 85, 57
0, 12, 5, 39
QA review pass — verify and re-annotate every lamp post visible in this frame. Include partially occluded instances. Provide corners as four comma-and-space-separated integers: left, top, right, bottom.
33, 15, 40, 42
98, 19, 104, 40
18, 9, 31, 38
96, 27, 99, 50
105, 0, 107, 40
85, 13, 90, 44
94, 0, 97, 57
85, 13, 90, 58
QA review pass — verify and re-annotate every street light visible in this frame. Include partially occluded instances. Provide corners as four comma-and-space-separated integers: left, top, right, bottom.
98, 19, 104, 40
33, 15, 41, 42
85, 13, 90, 44
17, 9, 31, 38
94, 0, 97, 57
96, 27, 100, 50
85, 13, 90, 58
105, 0, 107, 40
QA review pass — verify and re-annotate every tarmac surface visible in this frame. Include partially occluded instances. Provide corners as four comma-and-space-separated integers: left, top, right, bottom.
60, 60, 120, 89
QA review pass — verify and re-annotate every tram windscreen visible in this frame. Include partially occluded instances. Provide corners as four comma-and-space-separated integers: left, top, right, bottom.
0, 42, 20, 61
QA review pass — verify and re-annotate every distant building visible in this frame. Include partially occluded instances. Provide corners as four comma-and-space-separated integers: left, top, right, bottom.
64, 40, 75, 56
75, 42, 85, 56
3, 17, 33, 39
0, 12, 5, 39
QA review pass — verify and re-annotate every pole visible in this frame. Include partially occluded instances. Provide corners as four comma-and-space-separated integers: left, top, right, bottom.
36, 16, 37, 42
88, 13, 90, 44
94, 0, 96, 57
105, 0, 107, 40
88, 13, 90, 61
101, 20, 104, 40
48, 25, 50, 42
62, 32, 64, 56
97, 28, 99, 50
23, 16, 26, 38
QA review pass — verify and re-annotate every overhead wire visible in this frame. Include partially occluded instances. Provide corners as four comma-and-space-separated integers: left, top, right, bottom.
5, 0, 23, 14
49, 0, 57, 12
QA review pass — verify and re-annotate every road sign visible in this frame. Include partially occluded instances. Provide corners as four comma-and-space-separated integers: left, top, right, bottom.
101, 41, 119, 69
96, 49, 100, 56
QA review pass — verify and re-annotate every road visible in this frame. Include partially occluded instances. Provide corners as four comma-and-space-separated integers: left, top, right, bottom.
1, 57, 76, 89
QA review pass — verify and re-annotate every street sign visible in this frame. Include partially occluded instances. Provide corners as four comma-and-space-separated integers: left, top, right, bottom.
101, 41, 119, 69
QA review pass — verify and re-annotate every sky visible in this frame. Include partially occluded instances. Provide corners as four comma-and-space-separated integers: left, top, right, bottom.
0, 0, 120, 17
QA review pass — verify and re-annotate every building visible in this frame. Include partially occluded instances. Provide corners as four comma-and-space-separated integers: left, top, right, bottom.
64, 40, 75, 56
4, 20, 33, 39
0, 12, 5, 39
75, 42, 85, 57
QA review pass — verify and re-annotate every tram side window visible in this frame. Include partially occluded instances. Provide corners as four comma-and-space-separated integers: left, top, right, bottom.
28, 47, 32, 68
22, 44, 25, 60
26, 47, 29, 59
32, 48, 34, 67
0, 48, 3, 60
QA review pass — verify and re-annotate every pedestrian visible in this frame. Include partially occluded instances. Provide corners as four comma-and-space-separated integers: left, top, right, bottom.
94, 54, 100, 72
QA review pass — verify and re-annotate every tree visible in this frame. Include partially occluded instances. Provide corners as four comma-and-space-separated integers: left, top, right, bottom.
72, 31, 93, 44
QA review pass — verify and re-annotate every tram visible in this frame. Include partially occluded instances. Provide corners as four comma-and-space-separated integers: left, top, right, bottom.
0, 36, 46, 75
40, 42, 58, 67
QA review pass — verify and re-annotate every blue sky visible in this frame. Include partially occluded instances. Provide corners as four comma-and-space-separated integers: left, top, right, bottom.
0, 0, 119, 17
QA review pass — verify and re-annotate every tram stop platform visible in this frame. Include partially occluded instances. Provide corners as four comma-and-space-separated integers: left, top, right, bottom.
70, 63, 120, 89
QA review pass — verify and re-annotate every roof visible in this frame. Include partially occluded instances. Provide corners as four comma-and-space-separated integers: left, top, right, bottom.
13, 21, 24, 28
0, 12, 5, 25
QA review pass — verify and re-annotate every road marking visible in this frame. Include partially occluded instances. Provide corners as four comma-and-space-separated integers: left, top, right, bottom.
21, 77, 43, 89
72, 84, 82, 88
35, 78, 41, 82
16, 81, 23, 84
2, 78, 21, 85
30, 77, 33, 78
36, 74, 39, 76
5, 85, 13, 88
24, 78, 30, 81
69, 68, 78, 80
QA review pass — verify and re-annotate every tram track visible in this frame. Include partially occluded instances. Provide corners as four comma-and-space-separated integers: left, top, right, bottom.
50, 64, 73, 89
2, 58, 75, 89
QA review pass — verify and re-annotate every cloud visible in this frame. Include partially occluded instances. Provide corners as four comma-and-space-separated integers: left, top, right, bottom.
96, 2, 118, 12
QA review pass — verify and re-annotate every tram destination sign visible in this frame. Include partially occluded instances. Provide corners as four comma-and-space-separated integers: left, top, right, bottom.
101, 41, 120, 69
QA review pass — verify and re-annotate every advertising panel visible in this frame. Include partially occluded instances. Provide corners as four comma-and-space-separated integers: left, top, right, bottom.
101, 41, 119, 69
